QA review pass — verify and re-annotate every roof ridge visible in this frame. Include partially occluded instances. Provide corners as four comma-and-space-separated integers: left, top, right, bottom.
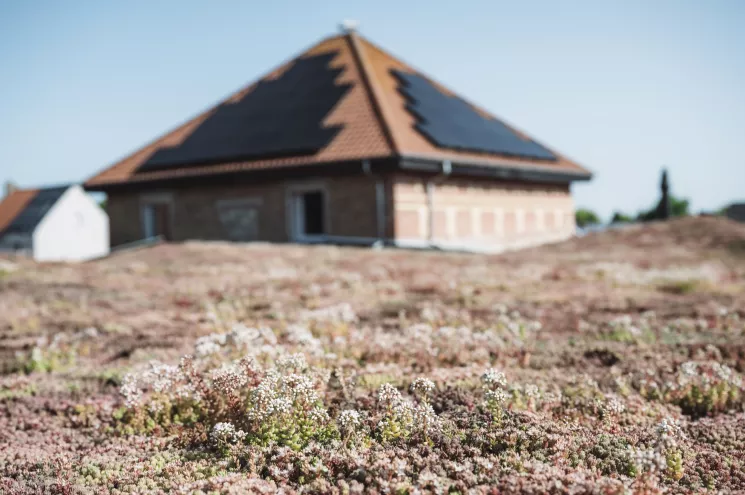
345, 32, 399, 156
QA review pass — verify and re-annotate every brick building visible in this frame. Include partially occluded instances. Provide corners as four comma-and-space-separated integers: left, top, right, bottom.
85, 29, 591, 252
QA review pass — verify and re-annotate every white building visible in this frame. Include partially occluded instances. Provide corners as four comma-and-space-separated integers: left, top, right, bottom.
0, 184, 109, 262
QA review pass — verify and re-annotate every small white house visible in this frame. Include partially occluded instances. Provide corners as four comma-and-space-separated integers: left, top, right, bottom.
0, 184, 109, 262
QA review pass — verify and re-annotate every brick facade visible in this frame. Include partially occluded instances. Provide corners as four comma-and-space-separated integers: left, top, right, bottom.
107, 172, 576, 252
107, 175, 381, 247
392, 174, 575, 251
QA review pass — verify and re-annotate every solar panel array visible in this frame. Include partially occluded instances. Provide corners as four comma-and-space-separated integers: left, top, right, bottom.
2, 186, 68, 235
391, 70, 557, 161
139, 52, 352, 172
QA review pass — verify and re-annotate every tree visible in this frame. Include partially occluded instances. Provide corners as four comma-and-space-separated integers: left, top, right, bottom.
670, 196, 690, 217
610, 211, 633, 224
636, 168, 690, 222
576, 208, 601, 228
637, 195, 690, 222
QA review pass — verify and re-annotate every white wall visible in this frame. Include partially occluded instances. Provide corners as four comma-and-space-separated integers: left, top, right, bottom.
32, 185, 109, 262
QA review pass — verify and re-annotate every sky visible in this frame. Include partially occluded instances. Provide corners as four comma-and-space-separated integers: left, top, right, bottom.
1, 0, 743, 220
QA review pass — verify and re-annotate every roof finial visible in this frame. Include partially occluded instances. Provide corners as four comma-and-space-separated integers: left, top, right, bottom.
339, 19, 360, 34
4, 180, 18, 198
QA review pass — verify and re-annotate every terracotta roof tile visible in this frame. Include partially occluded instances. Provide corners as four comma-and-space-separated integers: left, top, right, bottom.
0, 189, 39, 234
85, 32, 590, 189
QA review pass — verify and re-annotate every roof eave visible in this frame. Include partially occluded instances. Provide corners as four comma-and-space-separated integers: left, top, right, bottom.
398, 154, 592, 183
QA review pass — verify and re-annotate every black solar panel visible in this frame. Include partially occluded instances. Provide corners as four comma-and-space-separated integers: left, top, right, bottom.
391, 70, 557, 161
2, 186, 68, 235
138, 51, 352, 172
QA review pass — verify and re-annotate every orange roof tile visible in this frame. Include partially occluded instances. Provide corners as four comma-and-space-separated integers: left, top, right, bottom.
85, 32, 590, 189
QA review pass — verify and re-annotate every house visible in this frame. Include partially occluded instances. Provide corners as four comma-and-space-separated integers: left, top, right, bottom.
725, 203, 745, 223
0, 183, 110, 261
85, 28, 592, 253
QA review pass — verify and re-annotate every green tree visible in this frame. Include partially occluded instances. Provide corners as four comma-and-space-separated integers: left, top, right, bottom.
637, 195, 690, 222
576, 208, 601, 228
610, 211, 633, 224
670, 196, 690, 217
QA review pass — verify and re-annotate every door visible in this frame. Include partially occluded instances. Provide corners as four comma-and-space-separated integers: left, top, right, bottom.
291, 190, 326, 240
143, 203, 172, 240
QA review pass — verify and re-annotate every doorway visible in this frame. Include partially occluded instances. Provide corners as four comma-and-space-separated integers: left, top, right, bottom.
142, 203, 172, 240
291, 189, 327, 240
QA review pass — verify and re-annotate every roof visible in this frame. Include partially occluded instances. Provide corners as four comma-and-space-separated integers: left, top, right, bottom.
85, 32, 591, 190
0, 186, 69, 236
726, 203, 745, 222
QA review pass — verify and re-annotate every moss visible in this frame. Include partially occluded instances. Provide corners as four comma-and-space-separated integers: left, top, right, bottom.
22, 347, 77, 374
357, 373, 405, 390
0, 383, 36, 399
657, 279, 701, 295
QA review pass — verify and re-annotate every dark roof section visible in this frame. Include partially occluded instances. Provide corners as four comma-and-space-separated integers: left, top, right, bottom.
0, 189, 39, 234
726, 203, 745, 223
139, 51, 353, 172
85, 32, 592, 190
392, 69, 557, 161
0, 186, 68, 236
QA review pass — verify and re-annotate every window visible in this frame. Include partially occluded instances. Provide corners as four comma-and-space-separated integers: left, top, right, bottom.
216, 199, 261, 242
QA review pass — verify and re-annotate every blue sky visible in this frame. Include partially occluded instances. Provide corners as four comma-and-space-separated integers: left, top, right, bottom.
1, 0, 743, 220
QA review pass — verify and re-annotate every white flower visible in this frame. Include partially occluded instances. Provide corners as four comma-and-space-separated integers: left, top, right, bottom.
656, 417, 682, 439
378, 383, 402, 405
276, 353, 307, 372
632, 447, 666, 474
268, 397, 293, 416
211, 365, 248, 393
195, 333, 226, 357
481, 368, 507, 389
420, 307, 438, 321
524, 384, 540, 399
301, 303, 357, 323
712, 363, 733, 383
413, 403, 441, 434
410, 377, 435, 397
144, 362, 180, 394
120, 373, 142, 408
227, 324, 261, 347
680, 361, 698, 378
308, 407, 330, 424
484, 389, 509, 405
338, 409, 362, 432
30, 347, 43, 364
147, 401, 164, 415
605, 397, 625, 414
282, 373, 319, 405
173, 382, 202, 403
210, 422, 245, 444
